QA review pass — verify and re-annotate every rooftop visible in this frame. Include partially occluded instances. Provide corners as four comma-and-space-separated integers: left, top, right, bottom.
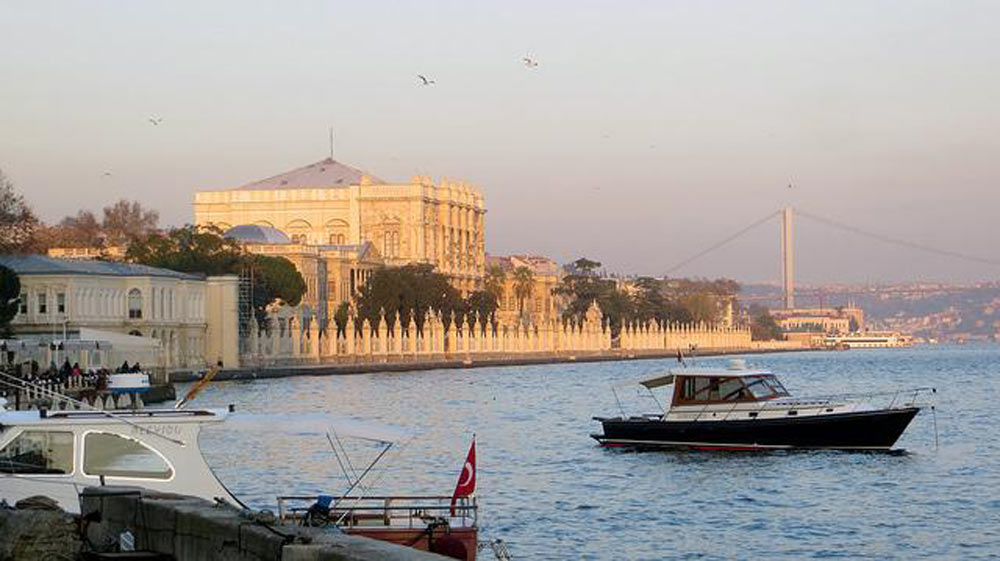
0, 255, 203, 280
232, 158, 385, 191
224, 224, 291, 244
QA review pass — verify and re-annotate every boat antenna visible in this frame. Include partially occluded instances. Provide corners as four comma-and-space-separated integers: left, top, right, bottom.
0, 370, 186, 446
931, 387, 939, 452
611, 385, 626, 417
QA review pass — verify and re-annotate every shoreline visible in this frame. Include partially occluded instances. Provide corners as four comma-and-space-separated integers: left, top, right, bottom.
170, 346, 815, 383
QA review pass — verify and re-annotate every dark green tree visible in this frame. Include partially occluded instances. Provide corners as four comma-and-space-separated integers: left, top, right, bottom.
748, 305, 784, 341
0, 265, 20, 336
465, 290, 498, 331
127, 225, 306, 326
354, 263, 462, 333
246, 254, 307, 324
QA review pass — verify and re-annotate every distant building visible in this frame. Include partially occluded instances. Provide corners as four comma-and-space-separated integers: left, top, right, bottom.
224, 224, 381, 323
194, 158, 486, 294
47, 246, 126, 261
770, 307, 865, 335
486, 254, 565, 325
0, 255, 238, 369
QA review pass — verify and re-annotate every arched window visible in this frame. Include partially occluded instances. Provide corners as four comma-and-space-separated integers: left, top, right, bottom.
128, 289, 143, 319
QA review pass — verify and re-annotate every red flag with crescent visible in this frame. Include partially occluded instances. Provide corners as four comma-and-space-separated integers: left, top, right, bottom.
450, 436, 476, 516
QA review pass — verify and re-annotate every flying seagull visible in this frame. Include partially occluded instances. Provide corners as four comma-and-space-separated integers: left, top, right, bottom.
148, 116, 163, 126
102, 171, 112, 177
417, 75, 435, 86
523, 56, 539, 68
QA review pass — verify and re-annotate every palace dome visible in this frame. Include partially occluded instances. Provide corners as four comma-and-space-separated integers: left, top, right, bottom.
224, 224, 291, 244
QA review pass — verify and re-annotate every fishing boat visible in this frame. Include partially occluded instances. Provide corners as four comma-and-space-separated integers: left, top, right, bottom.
591, 360, 933, 451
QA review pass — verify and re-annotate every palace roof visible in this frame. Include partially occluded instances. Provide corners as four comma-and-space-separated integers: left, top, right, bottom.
233, 158, 384, 191
224, 224, 291, 244
0, 255, 203, 280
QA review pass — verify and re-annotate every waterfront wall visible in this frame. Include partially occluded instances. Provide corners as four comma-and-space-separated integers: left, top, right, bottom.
240, 302, 773, 368
79, 486, 449, 560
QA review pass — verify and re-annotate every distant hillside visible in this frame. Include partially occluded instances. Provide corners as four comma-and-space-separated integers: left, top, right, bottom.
740, 282, 1000, 342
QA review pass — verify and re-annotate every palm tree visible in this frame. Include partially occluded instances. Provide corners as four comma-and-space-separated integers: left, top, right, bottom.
484, 265, 506, 301
513, 266, 534, 319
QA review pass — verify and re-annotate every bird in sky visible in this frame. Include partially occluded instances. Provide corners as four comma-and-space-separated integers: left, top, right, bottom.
102, 171, 112, 177
148, 116, 163, 126
523, 56, 539, 68
417, 75, 435, 86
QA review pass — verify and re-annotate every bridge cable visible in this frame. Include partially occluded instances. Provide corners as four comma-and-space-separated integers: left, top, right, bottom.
796, 209, 1000, 268
663, 211, 780, 276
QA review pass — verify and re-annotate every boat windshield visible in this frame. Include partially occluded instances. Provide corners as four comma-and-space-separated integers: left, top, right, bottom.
744, 375, 789, 399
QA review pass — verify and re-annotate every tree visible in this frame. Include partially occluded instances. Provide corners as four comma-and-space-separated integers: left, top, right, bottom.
512, 266, 534, 318
679, 292, 720, 323
49, 210, 104, 248
749, 305, 784, 341
483, 264, 506, 301
354, 263, 462, 332
566, 257, 601, 276
464, 290, 498, 330
0, 169, 40, 254
554, 257, 615, 323
247, 254, 307, 325
103, 199, 159, 245
127, 224, 243, 275
127, 225, 306, 326
0, 265, 20, 336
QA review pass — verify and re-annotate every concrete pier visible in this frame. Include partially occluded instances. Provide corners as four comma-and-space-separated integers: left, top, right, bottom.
1, 487, 450, 560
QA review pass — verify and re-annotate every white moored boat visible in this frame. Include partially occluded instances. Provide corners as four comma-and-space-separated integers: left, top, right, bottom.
0, 407, 238, 512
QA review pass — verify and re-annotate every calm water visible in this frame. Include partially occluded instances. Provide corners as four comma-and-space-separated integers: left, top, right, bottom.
187, 346, 1000, 560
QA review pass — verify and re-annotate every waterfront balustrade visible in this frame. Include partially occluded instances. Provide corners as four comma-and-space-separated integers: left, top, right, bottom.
238, 302, 772, 367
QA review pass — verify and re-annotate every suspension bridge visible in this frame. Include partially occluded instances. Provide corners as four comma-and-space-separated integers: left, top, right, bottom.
663, 206, 1000, 308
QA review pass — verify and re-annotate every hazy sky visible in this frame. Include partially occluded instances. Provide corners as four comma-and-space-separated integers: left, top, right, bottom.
2, 1, 999, 284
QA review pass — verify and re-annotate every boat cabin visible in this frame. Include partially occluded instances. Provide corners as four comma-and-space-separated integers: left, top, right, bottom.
0, 408, 237, 512
671, 373, 789, 405
633, 365, 791, 411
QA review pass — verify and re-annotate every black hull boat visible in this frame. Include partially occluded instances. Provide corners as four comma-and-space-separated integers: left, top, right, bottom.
593, 407, 920, 451
591, 361, 932, 452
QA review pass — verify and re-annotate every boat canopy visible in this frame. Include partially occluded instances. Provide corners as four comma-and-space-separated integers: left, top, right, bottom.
639, 374, 675, 389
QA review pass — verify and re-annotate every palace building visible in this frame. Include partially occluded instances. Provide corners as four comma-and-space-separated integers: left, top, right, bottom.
0, 255, 239, 370
194, 158, 487, 298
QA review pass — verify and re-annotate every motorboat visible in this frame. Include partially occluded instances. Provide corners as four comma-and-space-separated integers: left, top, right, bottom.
0, 407, 238, 510
591, 360, 932, 451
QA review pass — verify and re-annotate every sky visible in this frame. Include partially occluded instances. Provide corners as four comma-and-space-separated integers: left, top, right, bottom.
2, 1, 999, 284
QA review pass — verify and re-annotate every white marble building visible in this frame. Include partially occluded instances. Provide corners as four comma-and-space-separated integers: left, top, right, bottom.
0, 255, 238, 369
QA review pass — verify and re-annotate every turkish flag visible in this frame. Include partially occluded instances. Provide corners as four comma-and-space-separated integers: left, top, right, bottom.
450, 436, 476, 516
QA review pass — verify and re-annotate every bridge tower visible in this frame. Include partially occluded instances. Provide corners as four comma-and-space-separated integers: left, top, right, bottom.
781, 207, 795, 309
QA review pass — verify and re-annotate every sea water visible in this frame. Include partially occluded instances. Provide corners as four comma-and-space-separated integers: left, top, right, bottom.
191, 345, 1000, 560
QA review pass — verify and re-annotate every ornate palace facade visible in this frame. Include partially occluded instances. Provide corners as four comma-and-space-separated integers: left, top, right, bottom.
194, 158, 486, 294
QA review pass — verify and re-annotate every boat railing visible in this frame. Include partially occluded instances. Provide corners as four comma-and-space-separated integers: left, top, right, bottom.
275, 495, 477, 530
688, 387, 936, 422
